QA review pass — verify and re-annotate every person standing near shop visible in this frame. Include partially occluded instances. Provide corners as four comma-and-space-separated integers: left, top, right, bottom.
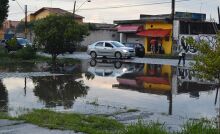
178, 37, 187, 66
150, 38, 156, 54
157, 39, 162, 54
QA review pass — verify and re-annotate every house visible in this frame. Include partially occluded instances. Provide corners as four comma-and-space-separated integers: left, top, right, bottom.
80, 23, 119, 46
23, 7, 84, 23
115, 19, 172, 54
0, 20, 20, 40
114, 12, 217, 55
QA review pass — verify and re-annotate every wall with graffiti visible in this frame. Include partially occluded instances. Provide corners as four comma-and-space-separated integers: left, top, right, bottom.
177, 34, 217, 55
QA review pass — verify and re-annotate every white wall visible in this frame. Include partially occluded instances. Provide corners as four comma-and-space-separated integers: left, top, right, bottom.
80, 30, 119, 46
176, 34, 217, 55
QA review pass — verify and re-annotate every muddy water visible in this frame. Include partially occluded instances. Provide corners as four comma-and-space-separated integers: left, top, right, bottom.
0, 60, 219, 129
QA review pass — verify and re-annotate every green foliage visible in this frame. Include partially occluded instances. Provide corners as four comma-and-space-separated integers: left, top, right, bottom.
120, 120, 168, 134
0, 109, 219, 134
33, 15, 89, 61
88, 23, 97, 31
0, 0, 9, 26
186, 33, 220, 81
15, 46, 36, 60
16, 21, 35, 33
6, 38, 19, 51
0, 46, 7, 57
18, 109, 124, 134
177, 119, 219, 134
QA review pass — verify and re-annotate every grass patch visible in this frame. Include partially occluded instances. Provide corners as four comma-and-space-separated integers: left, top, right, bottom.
0, 110, 219, 134
0, 112, 9, 119
120, 121, 168, 134
176, 119, 219, 134
17, 109, 124, 134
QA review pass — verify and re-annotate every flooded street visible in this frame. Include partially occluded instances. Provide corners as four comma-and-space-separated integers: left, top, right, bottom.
0, 59, 219, 130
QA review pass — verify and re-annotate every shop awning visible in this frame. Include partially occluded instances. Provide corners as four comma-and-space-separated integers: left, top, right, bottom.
137, 29, 171, 37
117, 25, 143, 33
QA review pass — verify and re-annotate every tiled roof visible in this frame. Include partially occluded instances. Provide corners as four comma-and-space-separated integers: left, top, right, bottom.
31, 7, 84, 19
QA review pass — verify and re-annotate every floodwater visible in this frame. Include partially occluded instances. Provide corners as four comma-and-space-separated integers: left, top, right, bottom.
0, 59, 219, 129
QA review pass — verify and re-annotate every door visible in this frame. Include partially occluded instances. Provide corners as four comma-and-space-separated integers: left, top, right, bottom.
95, 42, 104, 55
104, 42, 114, 56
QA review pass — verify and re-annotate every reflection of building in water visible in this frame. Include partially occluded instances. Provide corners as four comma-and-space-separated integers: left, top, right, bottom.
32, 75, 88, 109
0, 80, 8, 112
139, 64, 172, 91
176, 67, 216, 98
114, 64, 219, 115
115, 64, 173, 115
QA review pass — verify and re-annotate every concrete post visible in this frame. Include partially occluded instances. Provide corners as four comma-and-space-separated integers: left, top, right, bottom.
119, 33, 124, 43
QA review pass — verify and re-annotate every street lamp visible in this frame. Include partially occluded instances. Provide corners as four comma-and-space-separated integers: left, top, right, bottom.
73, 0, 91, 19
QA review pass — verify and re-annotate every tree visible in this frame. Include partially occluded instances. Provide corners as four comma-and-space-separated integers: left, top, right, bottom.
0, 0, 9, 26
16, 21, 35, 33
0, 80, 8, 112
32, 75, 88, 109
186, 33, 220, 83
33, 15, 89, 62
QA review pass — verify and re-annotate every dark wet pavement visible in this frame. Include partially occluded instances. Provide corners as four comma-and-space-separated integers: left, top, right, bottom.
0, 59, 219, 131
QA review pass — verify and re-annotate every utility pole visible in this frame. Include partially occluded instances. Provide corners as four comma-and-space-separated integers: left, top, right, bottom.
218, 6, 220, 24
171, 0, 175, 23
171, 0, 175, 55
73, 1, 76, 19
25, 5, 27, 38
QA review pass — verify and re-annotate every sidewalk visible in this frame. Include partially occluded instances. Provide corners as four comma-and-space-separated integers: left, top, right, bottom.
0, 119, 81, 134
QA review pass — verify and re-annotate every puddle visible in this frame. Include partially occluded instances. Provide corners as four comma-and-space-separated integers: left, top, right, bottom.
0, 59, 219, 130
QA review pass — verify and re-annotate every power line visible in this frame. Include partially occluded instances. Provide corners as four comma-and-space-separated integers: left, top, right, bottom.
77, 0, 193, 11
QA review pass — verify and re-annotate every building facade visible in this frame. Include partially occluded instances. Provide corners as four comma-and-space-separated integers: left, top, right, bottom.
114, 12, 218, 55
24, 7, 84, 23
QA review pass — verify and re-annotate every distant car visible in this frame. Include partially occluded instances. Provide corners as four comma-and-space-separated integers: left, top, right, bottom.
16, 37, 32, 47
5, 37, 32, 51
0, 40, 6, 47
87, 41, 135, 59
123, 43, 145, 57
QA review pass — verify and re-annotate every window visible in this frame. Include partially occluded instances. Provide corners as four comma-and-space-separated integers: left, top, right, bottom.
95, 42, 103, 47
111, 41, 124, 47
105, 43, 113, 48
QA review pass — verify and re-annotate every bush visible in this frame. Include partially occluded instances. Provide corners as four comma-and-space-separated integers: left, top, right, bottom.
6, 38, 19, 51
15, 46, 36, 60
75, 45, 87, 52
0, 46, 8, 57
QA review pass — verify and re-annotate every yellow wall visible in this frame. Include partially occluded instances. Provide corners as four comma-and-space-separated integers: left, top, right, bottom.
25, 10, 83, 23
144, 22, 173, 54
143, 64, 172, 91
35, 10, 50, 20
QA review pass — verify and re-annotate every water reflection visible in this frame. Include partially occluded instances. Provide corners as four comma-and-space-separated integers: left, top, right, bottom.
32, 75, 88, 109
177, 67, 216, 98
83, 59, 218, 116
0, 60, 219, 122
0, 80, 8, 112
87, 59, 144, 77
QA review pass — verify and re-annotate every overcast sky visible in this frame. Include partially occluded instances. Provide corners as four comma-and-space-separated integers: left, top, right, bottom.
8, 0, 220, 23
